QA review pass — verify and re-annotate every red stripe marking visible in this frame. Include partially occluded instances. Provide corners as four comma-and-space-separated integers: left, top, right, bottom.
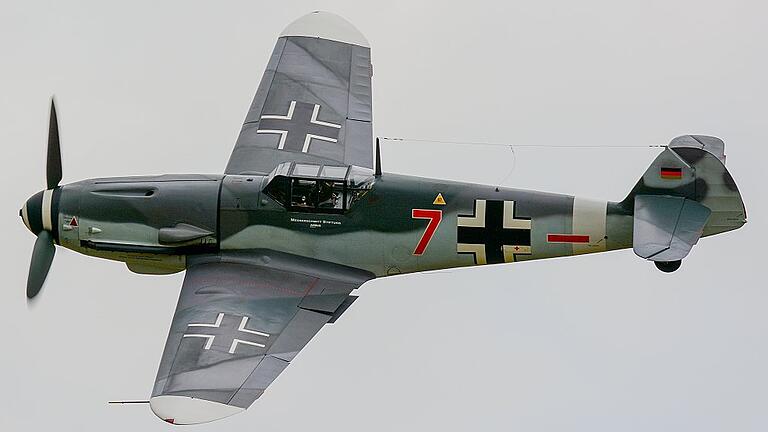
547, 234, 590, 243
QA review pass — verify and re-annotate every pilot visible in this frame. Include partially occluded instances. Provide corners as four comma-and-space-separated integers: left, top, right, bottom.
316, 181, 342, 209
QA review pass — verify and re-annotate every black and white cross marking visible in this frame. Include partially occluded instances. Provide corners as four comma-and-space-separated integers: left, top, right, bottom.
457, 199, 532, 264
182, 313, 270, 354
257, 100, 342, 153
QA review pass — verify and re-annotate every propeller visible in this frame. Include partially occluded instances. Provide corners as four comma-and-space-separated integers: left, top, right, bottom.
27, 231, 56, 299
47, 98, 62, 189
26, 98, 62, 301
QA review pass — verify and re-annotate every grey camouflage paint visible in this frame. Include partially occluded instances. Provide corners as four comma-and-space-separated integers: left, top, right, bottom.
43, 136, 744, 416
226, 35, 373, 175
20, 12, 747, 424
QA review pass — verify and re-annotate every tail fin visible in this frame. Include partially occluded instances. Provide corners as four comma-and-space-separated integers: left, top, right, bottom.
622, 135, 746, 267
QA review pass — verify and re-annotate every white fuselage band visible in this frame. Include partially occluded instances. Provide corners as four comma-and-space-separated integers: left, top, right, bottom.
572, 197, 607, 255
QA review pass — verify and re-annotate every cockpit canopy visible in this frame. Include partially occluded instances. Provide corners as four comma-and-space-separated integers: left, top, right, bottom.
263, 162, 375, 213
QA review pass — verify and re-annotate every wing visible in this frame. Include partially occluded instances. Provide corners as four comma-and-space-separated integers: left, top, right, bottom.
150, 251, 373, 425
225, 11, 374, 175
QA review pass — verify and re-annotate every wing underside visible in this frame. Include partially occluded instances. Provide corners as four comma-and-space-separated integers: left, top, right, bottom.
150, 250, 372, 424
225, 11, 373, 175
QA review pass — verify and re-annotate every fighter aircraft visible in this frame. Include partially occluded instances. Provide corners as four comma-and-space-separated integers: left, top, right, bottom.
20, 11, 746, 425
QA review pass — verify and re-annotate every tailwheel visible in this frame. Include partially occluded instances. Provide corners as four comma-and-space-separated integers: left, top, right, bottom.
655, 260, 682, 273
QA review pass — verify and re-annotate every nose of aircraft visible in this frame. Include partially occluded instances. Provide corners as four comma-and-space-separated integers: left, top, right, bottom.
23, 98, 64, 301
20, 190, 46, 235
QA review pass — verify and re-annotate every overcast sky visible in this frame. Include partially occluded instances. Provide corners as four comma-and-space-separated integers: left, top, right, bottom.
1, 1, 766, 430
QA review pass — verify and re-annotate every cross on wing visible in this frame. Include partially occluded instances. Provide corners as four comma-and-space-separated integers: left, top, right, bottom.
225, 11, 374, 175
183, 313, 270, 354
256, 101, 342, 153
151, 251, 373, 425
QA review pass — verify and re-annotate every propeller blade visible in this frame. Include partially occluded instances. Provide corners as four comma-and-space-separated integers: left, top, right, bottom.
27, 230, 56, 299
47, 98, 62, 189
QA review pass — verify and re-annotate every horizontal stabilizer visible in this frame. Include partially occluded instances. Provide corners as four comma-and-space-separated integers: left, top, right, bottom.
633, 195, 711, 262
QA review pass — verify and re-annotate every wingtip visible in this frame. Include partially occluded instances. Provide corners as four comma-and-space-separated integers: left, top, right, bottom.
149, 396, 244, 425
280, 11, 369, 48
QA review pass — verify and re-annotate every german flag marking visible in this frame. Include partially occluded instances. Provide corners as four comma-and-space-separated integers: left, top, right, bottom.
660, 167, 683, 180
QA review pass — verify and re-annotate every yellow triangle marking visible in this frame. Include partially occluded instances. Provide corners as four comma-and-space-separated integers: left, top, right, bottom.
433, 193, 446, 205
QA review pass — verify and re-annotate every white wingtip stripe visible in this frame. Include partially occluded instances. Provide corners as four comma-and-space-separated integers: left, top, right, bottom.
280, 11, 370, 48
150, 396, 244, 425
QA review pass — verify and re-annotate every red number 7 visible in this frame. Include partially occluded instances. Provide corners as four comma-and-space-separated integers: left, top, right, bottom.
412, 209, 442, 255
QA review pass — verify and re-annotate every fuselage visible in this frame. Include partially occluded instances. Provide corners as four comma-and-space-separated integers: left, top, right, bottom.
31, 170, 636, 277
